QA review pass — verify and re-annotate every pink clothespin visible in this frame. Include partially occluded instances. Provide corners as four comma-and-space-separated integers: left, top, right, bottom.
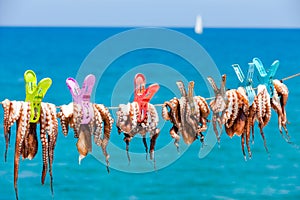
66, 74, 96, 124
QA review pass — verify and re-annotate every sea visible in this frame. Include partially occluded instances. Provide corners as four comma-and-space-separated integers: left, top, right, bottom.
0, 27, 300, 199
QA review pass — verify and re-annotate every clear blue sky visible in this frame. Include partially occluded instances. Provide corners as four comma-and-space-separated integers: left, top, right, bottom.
0, 0, 299, 28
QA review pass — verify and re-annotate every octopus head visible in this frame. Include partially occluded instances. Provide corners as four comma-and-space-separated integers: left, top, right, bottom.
76, 137, 89, 165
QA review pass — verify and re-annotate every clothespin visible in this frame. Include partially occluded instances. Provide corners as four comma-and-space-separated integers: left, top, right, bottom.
232, 63, 255, 105
252, 57, 279, 97
24, 70, 52, 123
66, 74, 95, 124
133, 73, 159, 123
207, 74, 227, 99
176, 81, 195, 113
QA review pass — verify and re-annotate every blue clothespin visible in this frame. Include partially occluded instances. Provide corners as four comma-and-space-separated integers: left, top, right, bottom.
232, 63, 255, 105
252, 57, 279, 97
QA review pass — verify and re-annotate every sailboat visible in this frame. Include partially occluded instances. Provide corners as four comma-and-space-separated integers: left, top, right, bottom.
194, 15, 203, 34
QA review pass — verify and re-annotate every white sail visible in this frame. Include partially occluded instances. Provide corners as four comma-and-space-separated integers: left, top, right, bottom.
194, 15, 203, 34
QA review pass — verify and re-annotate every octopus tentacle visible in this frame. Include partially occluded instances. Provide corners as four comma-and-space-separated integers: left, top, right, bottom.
273, 79, 288, 106
14, 102, 31, 200
245, 117, 252, 158
72, 103, 82, 138
95, 104, 113, 142
271, 88, 284, 132
131, 102, 138, 129
147, 103, 159, 130
178, 97, 187, 136
225, 90, 239, 128
246, 92, 257, 147
241, 132, 246, 159
263, 88, 271, 126
212, 113, 220, 142
254, 85, 271, 153
2, 99, 12, 161
57, 103, 73, 136
237, 89, 250, 158
149, 129, 159, 161
21, 122, 38, 160
92, 104, 103, 146
94, 103, 113, 172
237, 87, 250, 114
44, 103, 58, 195
194, 96, 210, 133
88, 106, 95, 136
162, 100, 181, 149
170, 125, 180, 151
2, 99, 11, 133
3, 100, 23, 161
40, 103, 49, 185
168, 98, 181, 127
142, 135, 148, 159
8, 101, 23, 128
195, 96, 210, 118
162, 102, 171, 121
256, 85, 271, 126
148, 103, 160, 160
237, 88, 250, 156
272, 79, 289, 139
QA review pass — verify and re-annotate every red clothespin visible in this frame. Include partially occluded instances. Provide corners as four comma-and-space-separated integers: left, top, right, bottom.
133, 73, 159, 123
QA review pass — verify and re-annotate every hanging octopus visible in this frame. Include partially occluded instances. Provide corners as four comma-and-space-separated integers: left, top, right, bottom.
224, 87, 251, 159
116, 73, 160, 163
208, 76, 252, 159
247, 84, 272, 154
271, 79, 290, 141
116, 102, 160, 161
162, 81, 210, 150
57, 102, 113, 172
2, 99, 58, 200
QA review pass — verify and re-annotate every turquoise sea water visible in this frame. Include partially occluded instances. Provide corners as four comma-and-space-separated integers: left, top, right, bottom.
0, 27, 300, 199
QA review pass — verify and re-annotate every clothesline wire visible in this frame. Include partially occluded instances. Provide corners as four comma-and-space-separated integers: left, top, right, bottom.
281, 72, 300, 81
1, 72, 300, 110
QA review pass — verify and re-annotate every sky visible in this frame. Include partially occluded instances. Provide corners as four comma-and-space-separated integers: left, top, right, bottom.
0, 0, 299, 28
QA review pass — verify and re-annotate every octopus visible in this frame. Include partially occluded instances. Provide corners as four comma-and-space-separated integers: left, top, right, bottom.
271, 79, 290, 142
223, 87, 251, 159
248, 84, 271, 154
162, 81, 210, 150
208, 76, 252, 159
116, 102, 160, 162
1, 99, 58, 200
57, 102, 113, 172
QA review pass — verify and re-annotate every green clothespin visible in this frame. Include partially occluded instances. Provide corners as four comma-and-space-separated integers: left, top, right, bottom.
24, 70, 52, 123
253, 57, 279, 97
232, 63, 255, 105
